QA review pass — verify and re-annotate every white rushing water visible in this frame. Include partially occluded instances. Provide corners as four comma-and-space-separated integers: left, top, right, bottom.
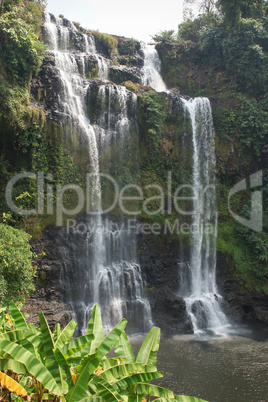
43, 13, 152, 334
94, 83, 137, 150
43, 13, 109, 80
141, 44, 167, 92
181, 98, 228, 333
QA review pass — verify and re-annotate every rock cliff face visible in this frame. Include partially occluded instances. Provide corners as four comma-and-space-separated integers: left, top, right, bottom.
24, 13, 268, 333
23, 227, 74, 329
137, 232, 193, 334
216, 252, 268, 325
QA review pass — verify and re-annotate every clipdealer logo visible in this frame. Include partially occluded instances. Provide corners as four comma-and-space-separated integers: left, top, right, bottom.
228, 170, 263, 233
4, 170, 264, 233
4, 171, 215, 235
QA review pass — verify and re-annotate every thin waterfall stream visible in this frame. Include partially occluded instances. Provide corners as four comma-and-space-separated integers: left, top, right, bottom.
181, 98, 228, 332
141, 44, 167, 92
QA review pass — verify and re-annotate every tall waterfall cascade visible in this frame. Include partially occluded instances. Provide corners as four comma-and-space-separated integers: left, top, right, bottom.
141, 44, 167, 92
180, 98, 228, 333
43, 12, 152, 334
41, 12, 228, 335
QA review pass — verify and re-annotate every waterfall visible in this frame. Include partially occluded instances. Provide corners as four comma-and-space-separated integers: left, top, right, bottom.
180, 98, 228, 333
43, 13, 109, 80
43, 12, 101, 208
93, 83, 137, 150
43, 13, 152, 334
141, 44, 167, 92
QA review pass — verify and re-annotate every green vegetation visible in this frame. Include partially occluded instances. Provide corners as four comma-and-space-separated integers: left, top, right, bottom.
0, 0, 45, 221
138, 90, 167, 148
178, 13, 219, 43
0, 302, 207, 402
123, 81, 138, 93
0, 225, 35, 307
91, 30, 118, 58
201, 18, 268, 96
0, 5, 45, 85
118, 38, 136, 56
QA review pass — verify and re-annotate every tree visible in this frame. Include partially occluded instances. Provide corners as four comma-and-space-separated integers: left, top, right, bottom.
216, 0, 242, 27
0, 4, 45, 84
240, 0, 264, 18
0, 224, 35, 307
200, 0, 218, 14
183, 0, 218, 18
217, 0, 265, 27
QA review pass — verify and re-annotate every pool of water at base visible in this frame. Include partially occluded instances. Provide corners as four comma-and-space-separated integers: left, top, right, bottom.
130, 323, 268, 402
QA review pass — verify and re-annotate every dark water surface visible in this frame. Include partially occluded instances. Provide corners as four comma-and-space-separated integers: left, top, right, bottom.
131, 325, 268, 402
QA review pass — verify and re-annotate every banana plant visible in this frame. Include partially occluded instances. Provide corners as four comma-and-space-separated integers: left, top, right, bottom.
0, 302, 208, 402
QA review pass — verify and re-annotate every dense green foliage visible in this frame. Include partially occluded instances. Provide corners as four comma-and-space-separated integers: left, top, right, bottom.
139, 90, 167, 148
178, 13, 220, 42
0, 303, 207, 401
218, 0, 264, 26
201, 18, 268, 96
0, 225, 35, 307
91, 30, 118, 58
0, 5, 45, 85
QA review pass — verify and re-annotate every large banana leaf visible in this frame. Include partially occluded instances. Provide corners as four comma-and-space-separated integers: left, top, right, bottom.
39, 311, 55, 358
23, 330, 42, 351
0, 371, 27, 397
0, 358, 27, 374
114, 331, 135, 363
0, 339, 62, 396
60, 333, 95, 360
101, 363, 157, 384
112, 371, 163, 393
91, 374, 124, 402
55, 319, 77, 349
54, 347, 74, 394
28, 322, 40, 334
39, 311, 63, 390
135, 383, 174, 398
9, 301, 28, 330
66, 354, 100, 402
0, 329, 26, 342
85, 305, 103, 355
76, 319, 128, 374
96, 319, 127, 361
136, 327, 160, 366
53, 323, 61, 343
17, 330, 43, 362
66, 319, 127, 402
102, 358, 123, 371
18, 338, 37, 356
